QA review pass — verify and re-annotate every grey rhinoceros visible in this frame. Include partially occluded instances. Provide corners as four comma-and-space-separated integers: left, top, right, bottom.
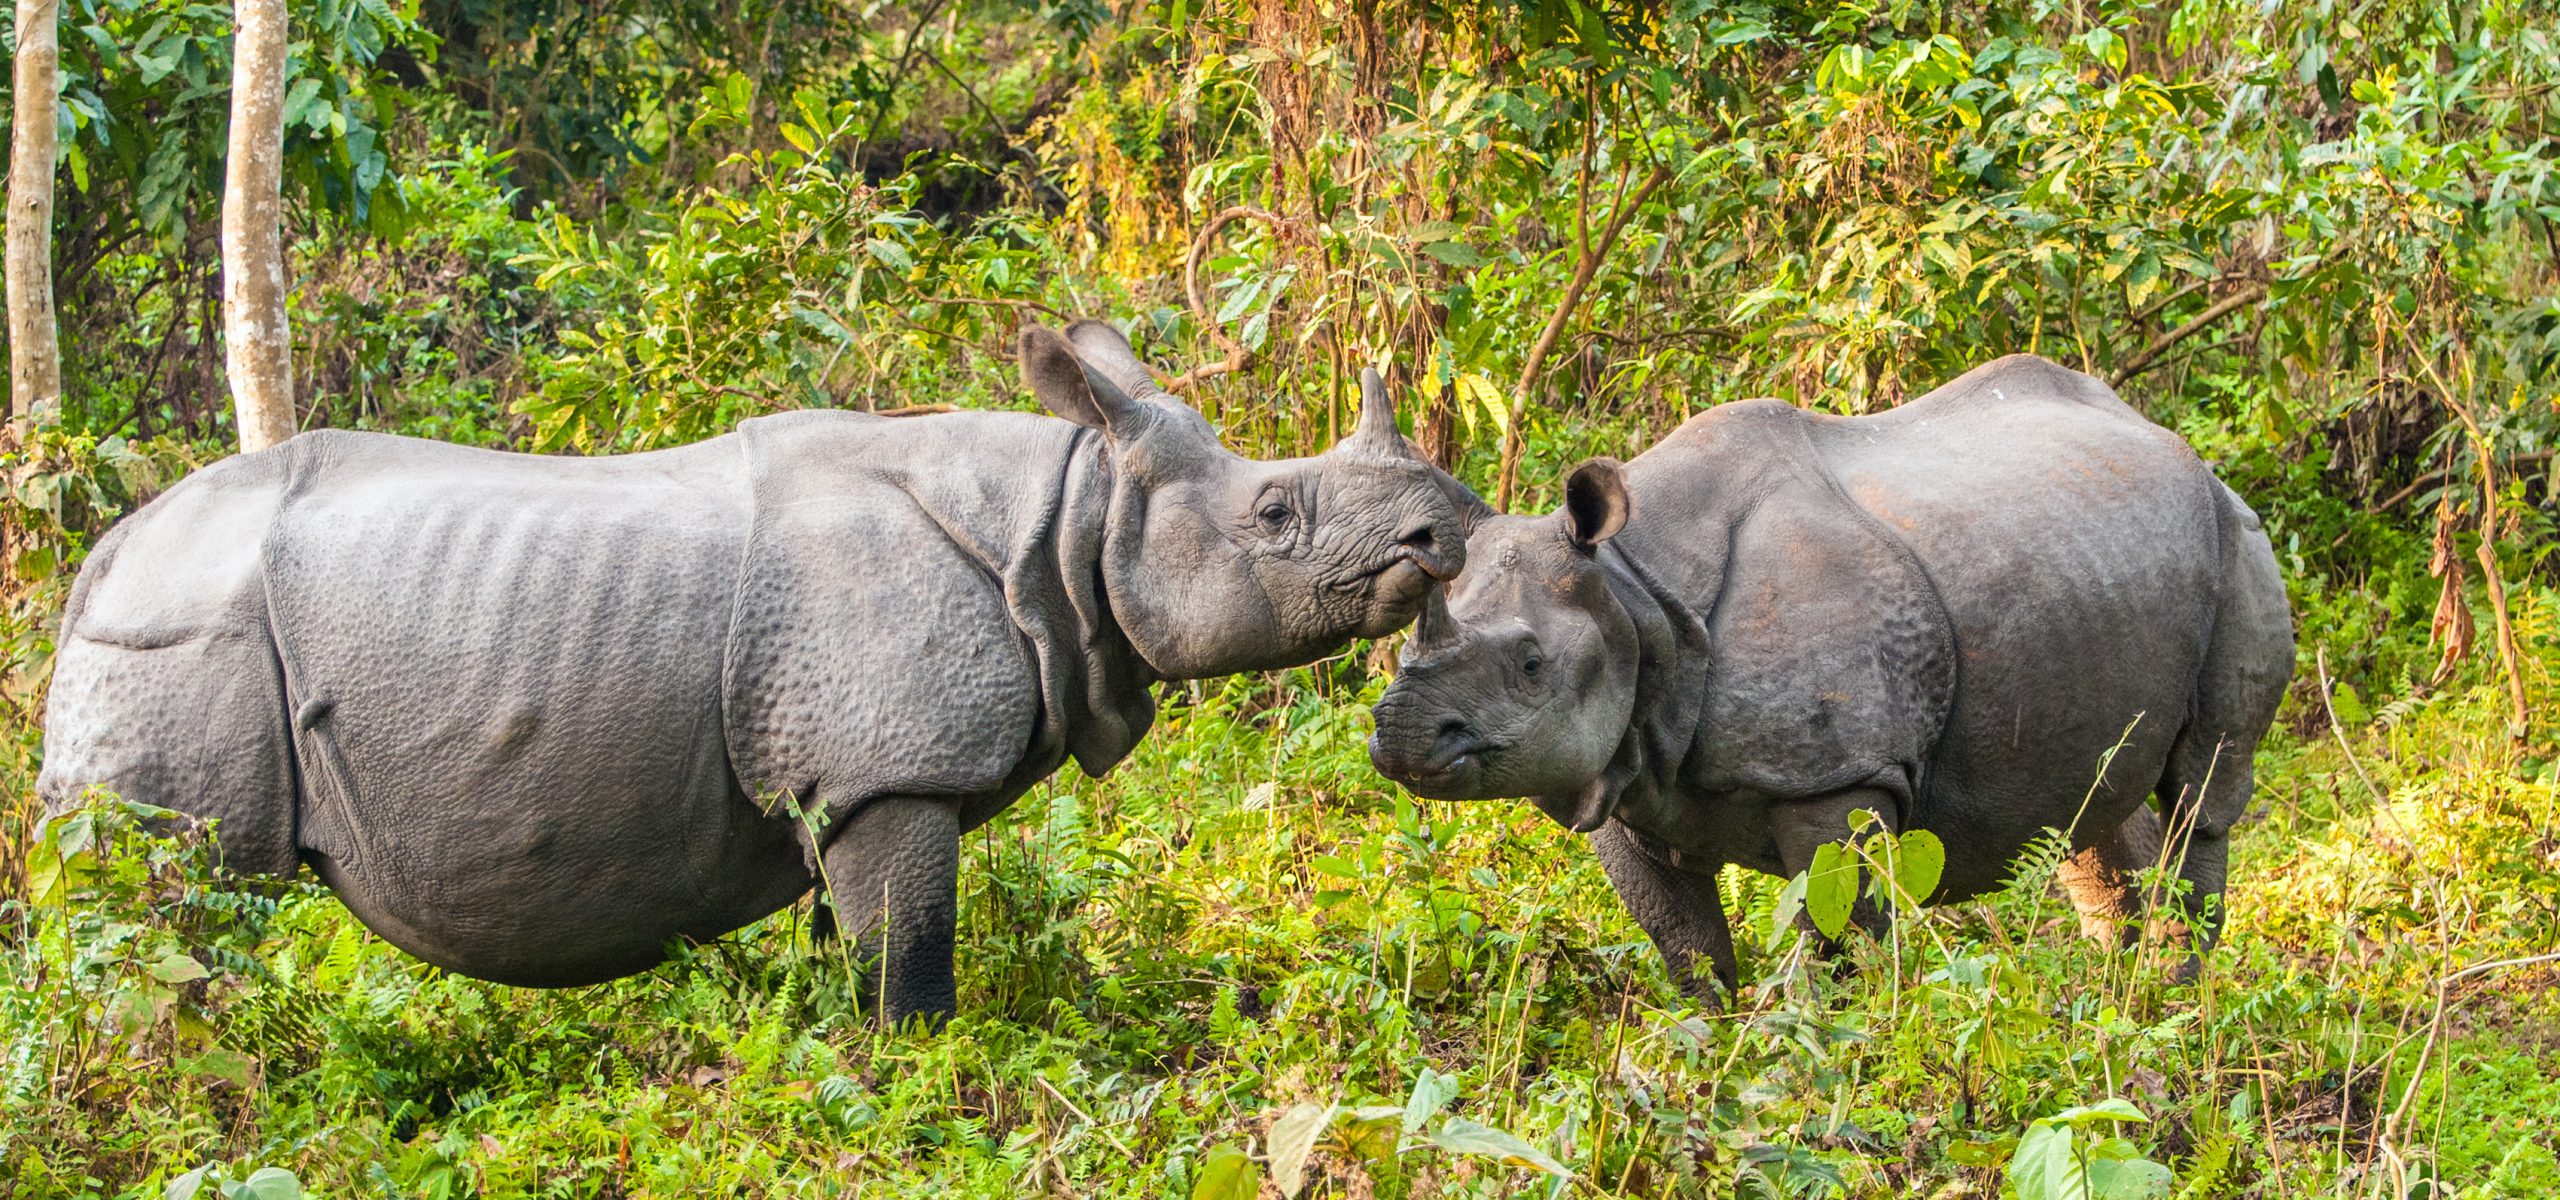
1367, 355, 2292, 1002
40, 320, 1473, 1022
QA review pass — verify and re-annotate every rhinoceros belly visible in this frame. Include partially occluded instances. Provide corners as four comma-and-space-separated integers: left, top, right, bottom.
264, 436, 806, 985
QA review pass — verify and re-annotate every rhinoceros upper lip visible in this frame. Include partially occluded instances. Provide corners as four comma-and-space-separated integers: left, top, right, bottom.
1340, 549, 1451, 594
1377, 546, 1455, 582
1405, 547, 1458, 581
1422, 734, 1492, 774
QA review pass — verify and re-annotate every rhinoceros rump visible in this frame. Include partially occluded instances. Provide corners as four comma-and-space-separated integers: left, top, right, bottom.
1368, 355, 2292, 1001
41, 320, 1473, 1021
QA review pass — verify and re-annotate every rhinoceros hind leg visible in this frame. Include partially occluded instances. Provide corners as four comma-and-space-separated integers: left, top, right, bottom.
2058, 802, 2166, 951
2154, 734, 2254, 980
821, 796, 962, 1027
1592, 821, 1737, 1009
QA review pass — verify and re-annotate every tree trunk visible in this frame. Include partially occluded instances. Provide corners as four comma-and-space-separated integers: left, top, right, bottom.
222, 0, 296, 451
7, 0, 61, 427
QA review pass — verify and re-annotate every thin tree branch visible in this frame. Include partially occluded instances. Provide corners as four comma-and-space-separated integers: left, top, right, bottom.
2109, 282, 2268, 387
2126, 275, 2212, 325
2373, 449, 2554, 512
1494, 162, 1673, 509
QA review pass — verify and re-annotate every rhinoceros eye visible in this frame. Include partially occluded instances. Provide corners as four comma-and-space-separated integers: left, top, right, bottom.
1521, 657, 1543, 677
1258, 502, 1291, 529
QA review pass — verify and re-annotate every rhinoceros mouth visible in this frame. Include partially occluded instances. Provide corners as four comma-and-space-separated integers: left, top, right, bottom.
1367, 730, 1504, 798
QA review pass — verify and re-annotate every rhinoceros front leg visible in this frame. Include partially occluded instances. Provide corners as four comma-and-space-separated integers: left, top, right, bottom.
821, 796, 962, 1026
1593, 821, 1738, 1009
1771, 788, 1898, 954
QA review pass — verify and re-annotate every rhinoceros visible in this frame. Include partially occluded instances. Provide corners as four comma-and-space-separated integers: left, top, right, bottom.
40, 320, 1473, 1022
1367, 355, 2292, 1002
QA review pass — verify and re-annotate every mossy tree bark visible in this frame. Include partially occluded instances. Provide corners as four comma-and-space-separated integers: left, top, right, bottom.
7, 0, 61, 428
222, 0, 296, 451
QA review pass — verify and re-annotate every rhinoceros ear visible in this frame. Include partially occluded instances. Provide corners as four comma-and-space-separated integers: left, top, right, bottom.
1020, 324, 1146, 435
1562, 457, 1630, 551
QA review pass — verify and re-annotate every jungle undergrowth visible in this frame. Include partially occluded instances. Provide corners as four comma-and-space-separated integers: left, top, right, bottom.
1, 610, 2553, 1198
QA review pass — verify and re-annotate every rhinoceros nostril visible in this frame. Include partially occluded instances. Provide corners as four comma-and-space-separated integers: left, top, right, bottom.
1398, 524, 1436, 550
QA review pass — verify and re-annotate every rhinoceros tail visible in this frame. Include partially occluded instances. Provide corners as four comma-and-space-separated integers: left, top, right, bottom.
37, 449, 302, 877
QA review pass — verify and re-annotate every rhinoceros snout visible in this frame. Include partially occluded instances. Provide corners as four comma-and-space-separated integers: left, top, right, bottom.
1368, 716, 1490, 798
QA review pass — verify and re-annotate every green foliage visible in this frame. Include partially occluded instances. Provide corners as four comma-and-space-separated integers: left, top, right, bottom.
7, 0, 2560, 1196
3, 659, 2555, 1196
2009, 1099, 2172, 1200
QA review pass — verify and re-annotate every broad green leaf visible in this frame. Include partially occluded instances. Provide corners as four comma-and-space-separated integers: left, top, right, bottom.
1215, 277, 1266, 324
864, 238, 913, 274
2048, 1098, 2148, 1126
151, 952, 210, 984
1893, 830, 1945, 906
1429, 1117, 1572, 1178
1403, 1066, 1459, 1134
1804, 842, 1857, 939
1189, 1143, 1261, 1200
182, 1047, 256, 1089
2085, 1141, 2173, 1200
164, 1166, 210, 1200
1768, 870, 1808, 950
239, 1168, 302, 1200
1266, 1102, 1334, 1198
2009, 1120, 2080, 1200
1419, 240, 1486, 268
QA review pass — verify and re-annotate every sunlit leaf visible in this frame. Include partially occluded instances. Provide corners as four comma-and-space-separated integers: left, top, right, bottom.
1267, 1102, 1334, 1198
1189, 1143, 1261, 1200
1428, 1117, 1572, 1179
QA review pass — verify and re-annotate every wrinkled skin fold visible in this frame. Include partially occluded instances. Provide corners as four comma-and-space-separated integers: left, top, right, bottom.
1370, 355, 2293, 1003
39, 319, 1475, 1024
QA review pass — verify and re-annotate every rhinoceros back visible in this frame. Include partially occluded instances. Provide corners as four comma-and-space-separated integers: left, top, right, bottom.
40, 449, 300, 873
1809, 356, 2228, 896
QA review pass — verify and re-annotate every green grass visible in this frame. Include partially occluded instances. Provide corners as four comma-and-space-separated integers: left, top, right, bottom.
5, 609, 2557, 1198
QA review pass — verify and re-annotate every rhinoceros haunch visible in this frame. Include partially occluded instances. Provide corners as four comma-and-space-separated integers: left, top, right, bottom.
41, 320, 1474, 1022
1368, 355, 2293, 1002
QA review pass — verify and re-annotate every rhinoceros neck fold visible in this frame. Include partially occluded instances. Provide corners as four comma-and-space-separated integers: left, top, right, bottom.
1037, 428, 1158, 776
1590, 540, 1714, 828
720, 411, 1158, 821
848, 417, 1158, 779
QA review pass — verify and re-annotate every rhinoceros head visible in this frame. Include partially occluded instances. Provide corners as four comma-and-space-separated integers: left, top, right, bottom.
1019, 321, 1481, 679
1368, 458, 1641, 832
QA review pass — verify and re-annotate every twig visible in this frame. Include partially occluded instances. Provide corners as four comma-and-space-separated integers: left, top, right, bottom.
2316, 647, 2390, 811
1033, 1076, 1140, 1163
2126, 275, 2213, 325
922, 294, 1068, 321
1494, 162, 1674, 509
2371, 449, 2553, 512
2436, 950, 2560, 989
1163, 205, 1309, 394
2109, 282, 2268, 386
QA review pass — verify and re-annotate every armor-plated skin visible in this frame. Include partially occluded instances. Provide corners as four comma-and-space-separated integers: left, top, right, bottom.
40, 320, 1475, 1022
1368, 355, 2292, 1001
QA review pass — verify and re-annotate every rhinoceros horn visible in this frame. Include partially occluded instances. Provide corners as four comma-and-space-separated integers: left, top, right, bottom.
1346, 367, 1412, 457
1407, 581, 1462, 658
